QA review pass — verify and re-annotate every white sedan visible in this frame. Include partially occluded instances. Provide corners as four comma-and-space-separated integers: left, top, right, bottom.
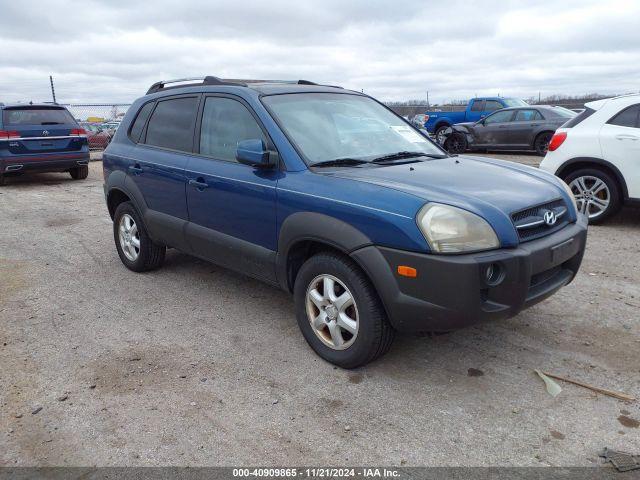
540, 94, 640, 223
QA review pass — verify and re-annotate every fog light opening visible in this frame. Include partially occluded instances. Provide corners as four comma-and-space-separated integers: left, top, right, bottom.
485, 263, 504, 286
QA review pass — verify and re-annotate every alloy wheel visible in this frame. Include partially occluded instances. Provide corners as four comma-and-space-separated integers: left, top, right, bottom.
305, 274, 359, 350
568, 175, 611, 220
118, 214, 141, 261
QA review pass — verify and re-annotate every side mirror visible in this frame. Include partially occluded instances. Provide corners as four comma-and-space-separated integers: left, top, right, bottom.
236, 139, 274, 168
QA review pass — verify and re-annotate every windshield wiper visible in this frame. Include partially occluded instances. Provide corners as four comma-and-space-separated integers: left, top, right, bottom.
371, 151, 447, 163
310, 158, 369, 168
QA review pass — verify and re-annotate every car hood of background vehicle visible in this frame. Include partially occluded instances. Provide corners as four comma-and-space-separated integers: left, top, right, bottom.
330, 155, 564, 218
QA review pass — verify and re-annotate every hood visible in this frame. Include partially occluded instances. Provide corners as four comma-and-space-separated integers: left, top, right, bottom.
329, 155, 572, 246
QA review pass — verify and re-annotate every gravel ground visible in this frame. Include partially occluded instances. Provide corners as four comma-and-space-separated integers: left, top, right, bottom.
1, 154, 638, 467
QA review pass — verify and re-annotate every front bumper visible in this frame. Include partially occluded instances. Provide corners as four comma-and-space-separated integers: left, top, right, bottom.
1, 153, 90, 174
351, 214, 588, 332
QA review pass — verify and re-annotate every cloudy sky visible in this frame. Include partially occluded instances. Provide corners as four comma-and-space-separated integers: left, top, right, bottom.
1, 0, 639, 105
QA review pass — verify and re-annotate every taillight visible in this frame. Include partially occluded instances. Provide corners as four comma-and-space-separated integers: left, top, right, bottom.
70, 128, 87, 136
0, 130, 21, 140
424, 115, 429, 122
548, 132, 567, 152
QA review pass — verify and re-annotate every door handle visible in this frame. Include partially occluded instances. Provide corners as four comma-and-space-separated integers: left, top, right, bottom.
129, 164, 143, 174
615, 134, 639, 141
530, 123, 540, 127
189, 177, 209, 189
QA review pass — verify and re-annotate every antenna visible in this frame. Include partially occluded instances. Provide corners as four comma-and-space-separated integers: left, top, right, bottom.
49, 76, 57, 104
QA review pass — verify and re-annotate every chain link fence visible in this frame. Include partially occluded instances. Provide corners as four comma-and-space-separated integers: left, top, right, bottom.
62, 104, 131, 151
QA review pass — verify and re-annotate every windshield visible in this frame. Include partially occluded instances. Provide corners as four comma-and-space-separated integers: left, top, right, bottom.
262, 93, 445, 164
502, 98, 529, 107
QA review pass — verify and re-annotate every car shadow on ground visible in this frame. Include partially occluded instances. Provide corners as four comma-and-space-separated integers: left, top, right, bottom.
0, 172, 77, 187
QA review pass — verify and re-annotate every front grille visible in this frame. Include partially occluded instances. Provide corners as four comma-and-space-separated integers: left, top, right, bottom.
512, 199, 569, 242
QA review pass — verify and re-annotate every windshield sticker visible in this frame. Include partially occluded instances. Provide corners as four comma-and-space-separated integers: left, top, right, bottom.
390, 125, 428, 143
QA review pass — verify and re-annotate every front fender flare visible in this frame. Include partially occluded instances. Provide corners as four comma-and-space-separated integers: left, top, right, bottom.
276, 212, 373, 290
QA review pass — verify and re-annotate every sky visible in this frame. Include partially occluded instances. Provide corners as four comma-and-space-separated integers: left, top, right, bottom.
1, 0, 639, 105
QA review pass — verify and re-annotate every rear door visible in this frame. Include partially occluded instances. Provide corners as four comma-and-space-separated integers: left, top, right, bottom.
1, 106, 85, 156
508, 109, 544, 147
128, 95, 199, 249
599, 103, 640, 198
184, 94, 279, 283
466, 100, 485, 122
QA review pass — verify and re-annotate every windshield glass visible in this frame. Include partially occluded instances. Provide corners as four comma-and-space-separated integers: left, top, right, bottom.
262, 93, 444, 164
502, 98, 529, 107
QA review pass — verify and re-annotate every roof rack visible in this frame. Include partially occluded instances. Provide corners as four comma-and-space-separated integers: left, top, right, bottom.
146, 77, 342, 95
146, 76, 247, 95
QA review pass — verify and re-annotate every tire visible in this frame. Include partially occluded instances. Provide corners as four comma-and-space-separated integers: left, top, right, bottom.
444, 132, 467, 154
563, 168, 621, 224
435, 125, 450, 145
293, 252, 395, 368
70, 165, 89, 180
534, 132, 553, 156
113, 201, 165, 272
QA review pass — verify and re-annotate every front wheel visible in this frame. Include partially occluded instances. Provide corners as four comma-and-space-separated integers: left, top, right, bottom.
294, 252, 395, 368
563, 168, 621, 224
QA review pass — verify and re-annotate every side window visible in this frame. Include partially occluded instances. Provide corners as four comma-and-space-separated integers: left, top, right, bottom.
607, 104, 640, 128
144, 97, 199, 152
470, 100, 485, 112
129, 101, 155, 143
484, 110, 514, 124
484, 100, 504, 112
514, 109, 543, 121
199, 97, 267, 162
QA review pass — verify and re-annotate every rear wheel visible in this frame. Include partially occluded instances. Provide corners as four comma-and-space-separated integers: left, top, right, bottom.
563, 168, 621, 224
70, 165, 89, 180
113, 201, 165, 272
534, 132, 553, 156
435, 125, 449, 145
294, 252, 395, 368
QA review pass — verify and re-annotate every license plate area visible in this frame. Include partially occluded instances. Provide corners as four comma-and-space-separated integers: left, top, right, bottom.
551, 238, 575, 264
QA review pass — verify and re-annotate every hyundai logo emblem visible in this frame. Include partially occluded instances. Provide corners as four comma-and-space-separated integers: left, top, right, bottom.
42, 130, 50, 136
543, 210, 557, 226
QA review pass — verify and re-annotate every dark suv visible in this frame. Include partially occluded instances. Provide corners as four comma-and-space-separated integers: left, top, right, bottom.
0, 103, 90, 185
103, 77, 587, 368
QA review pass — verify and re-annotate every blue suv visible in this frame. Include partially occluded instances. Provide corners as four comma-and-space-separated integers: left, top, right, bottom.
103, 77, 588, 368
0, 103, 90, 185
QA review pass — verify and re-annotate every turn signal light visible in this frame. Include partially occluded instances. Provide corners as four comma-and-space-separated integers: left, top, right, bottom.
548, 132, 567, 152
397, 266, 417, 278
0, 130, 20, 139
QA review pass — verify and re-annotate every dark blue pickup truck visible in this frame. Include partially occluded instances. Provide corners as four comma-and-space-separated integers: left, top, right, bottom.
424, 97, 529, 143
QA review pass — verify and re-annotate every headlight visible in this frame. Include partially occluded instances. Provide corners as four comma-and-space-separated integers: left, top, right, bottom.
559, 179, 578, 212
417, 203, 500, 253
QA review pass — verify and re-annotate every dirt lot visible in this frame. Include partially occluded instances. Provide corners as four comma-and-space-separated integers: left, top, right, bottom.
1, 154, 638, 467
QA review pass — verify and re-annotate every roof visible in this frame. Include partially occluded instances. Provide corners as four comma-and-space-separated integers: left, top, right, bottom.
145, 76, 353, 97
1, 102, 65, 109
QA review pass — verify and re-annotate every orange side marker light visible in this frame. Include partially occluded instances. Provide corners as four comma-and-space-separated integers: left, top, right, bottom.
397, 266, 417, 278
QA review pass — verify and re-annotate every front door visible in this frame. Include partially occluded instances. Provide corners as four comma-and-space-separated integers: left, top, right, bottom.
474, 109, 515, 147
184, 95, 280, 283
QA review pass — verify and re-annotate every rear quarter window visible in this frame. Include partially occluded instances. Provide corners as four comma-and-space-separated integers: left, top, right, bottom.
607, 104, 640, 128
128, 101, 155, 143
143, 97, 199, 151
2, 107, 76, 126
